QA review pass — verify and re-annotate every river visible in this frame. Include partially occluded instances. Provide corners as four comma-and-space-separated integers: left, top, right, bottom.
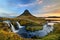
3, 21, 54, 38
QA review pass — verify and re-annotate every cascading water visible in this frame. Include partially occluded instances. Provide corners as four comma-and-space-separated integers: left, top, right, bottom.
3, 21, 19, 33
3, 21, 10, 27
10, 23, 19, 33
16, 22, 24, 28
35, 23, 54, 37
3, 21, 54, 38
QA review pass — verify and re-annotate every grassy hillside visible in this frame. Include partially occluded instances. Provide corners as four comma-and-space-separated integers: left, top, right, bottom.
0, 30, 35, 40
0, 22, 11, 32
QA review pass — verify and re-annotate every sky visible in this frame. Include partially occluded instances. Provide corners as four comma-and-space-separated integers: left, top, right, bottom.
0, 0, 60, 17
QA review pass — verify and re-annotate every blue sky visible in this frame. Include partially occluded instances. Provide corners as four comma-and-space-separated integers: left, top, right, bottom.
0, 0, 60, 17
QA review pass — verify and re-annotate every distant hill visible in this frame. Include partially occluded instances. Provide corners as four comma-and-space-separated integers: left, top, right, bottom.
47, 16, 60, 18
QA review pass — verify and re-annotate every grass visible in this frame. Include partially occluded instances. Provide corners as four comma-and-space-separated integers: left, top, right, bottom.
0, 20, 60, 40
0, 30, 23, 40
26, 26, 43, 32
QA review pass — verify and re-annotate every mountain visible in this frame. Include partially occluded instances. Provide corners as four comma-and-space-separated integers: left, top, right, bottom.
47, 16, 60, 18
20, 10, 33, 16
17, 9, 37, 19
17, 9, 35, 18
16, 10, 46, 26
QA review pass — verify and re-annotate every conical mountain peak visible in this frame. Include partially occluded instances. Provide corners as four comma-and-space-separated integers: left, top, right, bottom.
20, 10, 32, 16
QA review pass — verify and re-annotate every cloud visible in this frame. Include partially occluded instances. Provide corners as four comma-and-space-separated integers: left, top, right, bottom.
43, 3, 60, 11
9, 0, 43, 7
34, 9, 60, 17
43, 4, 57, 10
0, 12, 19, 17
0, 9, 19, 17
17, 3, 35, 7
37, 0, 43, 4
51, 9, 60, 13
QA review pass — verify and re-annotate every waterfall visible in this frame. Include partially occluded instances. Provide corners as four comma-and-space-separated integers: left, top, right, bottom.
43, 25, 51, 33
3, 21, 19, 33
3, 21, 10, 27
35, 22, 54, 37
43, 23, 54, 33
10, 23, 19, 33
16, 22, 24, 28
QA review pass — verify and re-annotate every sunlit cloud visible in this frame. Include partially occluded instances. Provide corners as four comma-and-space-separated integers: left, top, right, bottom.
37, 0, 43, 4
34, 9, 60, 17
51, 9, 60, 13
43, 4, 57, 10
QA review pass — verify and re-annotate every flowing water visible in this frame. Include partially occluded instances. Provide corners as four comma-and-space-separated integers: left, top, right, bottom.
3, 21, 54, 38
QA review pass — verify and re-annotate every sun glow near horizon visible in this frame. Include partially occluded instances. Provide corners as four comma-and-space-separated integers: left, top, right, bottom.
34, 9, 60, 17
34, 12, 60, 17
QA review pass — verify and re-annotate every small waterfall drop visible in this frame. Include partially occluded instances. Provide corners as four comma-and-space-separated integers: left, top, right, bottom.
10, 23, 19, 33
3, 21, 10, 27
3, 21, 19, 33
16, 22, 24, 28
